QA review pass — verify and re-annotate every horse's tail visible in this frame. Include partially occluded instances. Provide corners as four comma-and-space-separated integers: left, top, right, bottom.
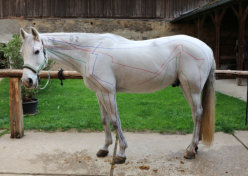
201, 60, 216, 146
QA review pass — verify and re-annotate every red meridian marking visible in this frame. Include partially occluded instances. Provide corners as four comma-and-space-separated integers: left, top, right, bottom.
47, 46, 71, 50
138, 45, 207, 86
91, 75, 108, 92
108, 93, 113, 114
138, 44, 183, 85
90, 76, 113, 114
198, 66, 202, 89
50, 39, 207, 88
96, 51, 157, 74
52, 39, 158, 74
88, 55, 91, 75
55, 40, 116, 114
59, 39, 93, 53
197, 60, 205, 89
138, 57, 175, 85
178, 52, 182, 73
182, 47, 205, 61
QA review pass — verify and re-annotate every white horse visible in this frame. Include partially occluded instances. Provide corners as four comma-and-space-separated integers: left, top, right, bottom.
20, 27, 215, 164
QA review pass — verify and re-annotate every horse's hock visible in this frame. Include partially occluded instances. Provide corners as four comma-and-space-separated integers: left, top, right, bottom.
0, 69, 248, 139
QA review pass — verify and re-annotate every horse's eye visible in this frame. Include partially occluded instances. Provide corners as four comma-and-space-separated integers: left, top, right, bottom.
34, 50, 40, 55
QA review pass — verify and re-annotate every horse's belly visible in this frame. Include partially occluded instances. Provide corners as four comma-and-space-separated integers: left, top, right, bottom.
115, 67, 177, 93
117, 81, 174, 93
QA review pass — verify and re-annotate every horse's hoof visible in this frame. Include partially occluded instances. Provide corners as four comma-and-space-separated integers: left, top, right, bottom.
114, 156, 126, 164
184, 150, 196, 159
96, 149, 109, 157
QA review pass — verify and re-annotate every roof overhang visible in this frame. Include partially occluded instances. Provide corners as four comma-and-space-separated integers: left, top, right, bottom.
171, 0, 237, 23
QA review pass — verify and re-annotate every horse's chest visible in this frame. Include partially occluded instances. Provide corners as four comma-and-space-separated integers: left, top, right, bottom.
83, 77, 99, 92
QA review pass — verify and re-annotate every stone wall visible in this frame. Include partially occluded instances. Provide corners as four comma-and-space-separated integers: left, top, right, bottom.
0, 18, 195, 70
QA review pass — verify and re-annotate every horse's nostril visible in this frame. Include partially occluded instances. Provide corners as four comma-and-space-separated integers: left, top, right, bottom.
28, 78, 33, 85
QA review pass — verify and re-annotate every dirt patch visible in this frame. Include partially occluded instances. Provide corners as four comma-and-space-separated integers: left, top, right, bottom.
29, 149, 107, 175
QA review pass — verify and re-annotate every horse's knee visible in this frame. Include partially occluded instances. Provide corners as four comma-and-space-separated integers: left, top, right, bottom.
110, 118, 118, 129
101, 117, 107, 125
195, 107, 203, 121
112, 121, 118, 129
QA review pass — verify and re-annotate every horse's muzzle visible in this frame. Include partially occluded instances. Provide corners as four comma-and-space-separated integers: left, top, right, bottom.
22, 77, 35, 89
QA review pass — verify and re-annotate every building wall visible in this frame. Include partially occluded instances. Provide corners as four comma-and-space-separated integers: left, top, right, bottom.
0, 18, 195, 70
0, 0, 211, 20
0, 18, 196, 41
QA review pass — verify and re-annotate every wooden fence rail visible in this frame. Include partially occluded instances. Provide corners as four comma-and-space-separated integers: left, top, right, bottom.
0, 69, 83, 79
0, 69, 247, 138
1, 69, 248, 79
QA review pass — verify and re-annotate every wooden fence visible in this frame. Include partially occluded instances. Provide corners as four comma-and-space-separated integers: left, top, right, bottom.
0, 0, 211, 19
0, 69, 247, 138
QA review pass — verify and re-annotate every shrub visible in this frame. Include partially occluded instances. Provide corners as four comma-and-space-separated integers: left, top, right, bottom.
0, 34, 23, 69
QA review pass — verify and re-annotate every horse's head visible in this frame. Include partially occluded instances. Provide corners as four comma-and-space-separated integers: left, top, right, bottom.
20, 27, 48, 89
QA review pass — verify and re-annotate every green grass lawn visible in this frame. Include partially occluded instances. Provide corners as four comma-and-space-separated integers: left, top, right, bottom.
0, 78, 247, 134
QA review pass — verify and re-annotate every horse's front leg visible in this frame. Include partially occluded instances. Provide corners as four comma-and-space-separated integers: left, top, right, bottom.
96, 94, 113, 157
99, 91, 128, 164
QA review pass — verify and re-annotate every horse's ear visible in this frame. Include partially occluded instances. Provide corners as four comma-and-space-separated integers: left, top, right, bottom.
31, 27, 40, 41
20, 28, 28, 41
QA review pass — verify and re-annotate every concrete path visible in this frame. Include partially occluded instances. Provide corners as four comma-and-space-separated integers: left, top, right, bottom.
216, 79, 247, 101
0, 131, 248, 176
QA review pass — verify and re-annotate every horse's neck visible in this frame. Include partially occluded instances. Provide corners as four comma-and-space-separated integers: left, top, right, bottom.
41, 33, 101, 74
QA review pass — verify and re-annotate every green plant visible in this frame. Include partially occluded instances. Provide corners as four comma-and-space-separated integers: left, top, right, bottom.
0, 44, 7, 68
21, 87, 38, 102
0, 34, 54, 102
0, 34, 23, 69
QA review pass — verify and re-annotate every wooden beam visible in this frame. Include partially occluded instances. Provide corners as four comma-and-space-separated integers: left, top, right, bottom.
197, 16, 201, 39
231, 5, 238, 18
209, 7, 227, 70
9, 78, 24, 138
1, 69, 248, 79
215, 70, 248, 78
210, 13, 215, 24
236, 2, 248, 85
196, 14, 206, 39
230, 2, 248, 85
244, 5, 248, 18
0, 69, 83, 79
220, 7, 227, 21
214, 10, 221, 69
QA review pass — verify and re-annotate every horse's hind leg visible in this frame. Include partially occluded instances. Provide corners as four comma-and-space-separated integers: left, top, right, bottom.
96, 94, 113, 157
180, 79, 203, 159
185, 93, 202, 159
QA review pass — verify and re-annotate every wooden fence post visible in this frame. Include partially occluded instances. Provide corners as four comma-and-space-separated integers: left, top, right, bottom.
9, 78, 24, 138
